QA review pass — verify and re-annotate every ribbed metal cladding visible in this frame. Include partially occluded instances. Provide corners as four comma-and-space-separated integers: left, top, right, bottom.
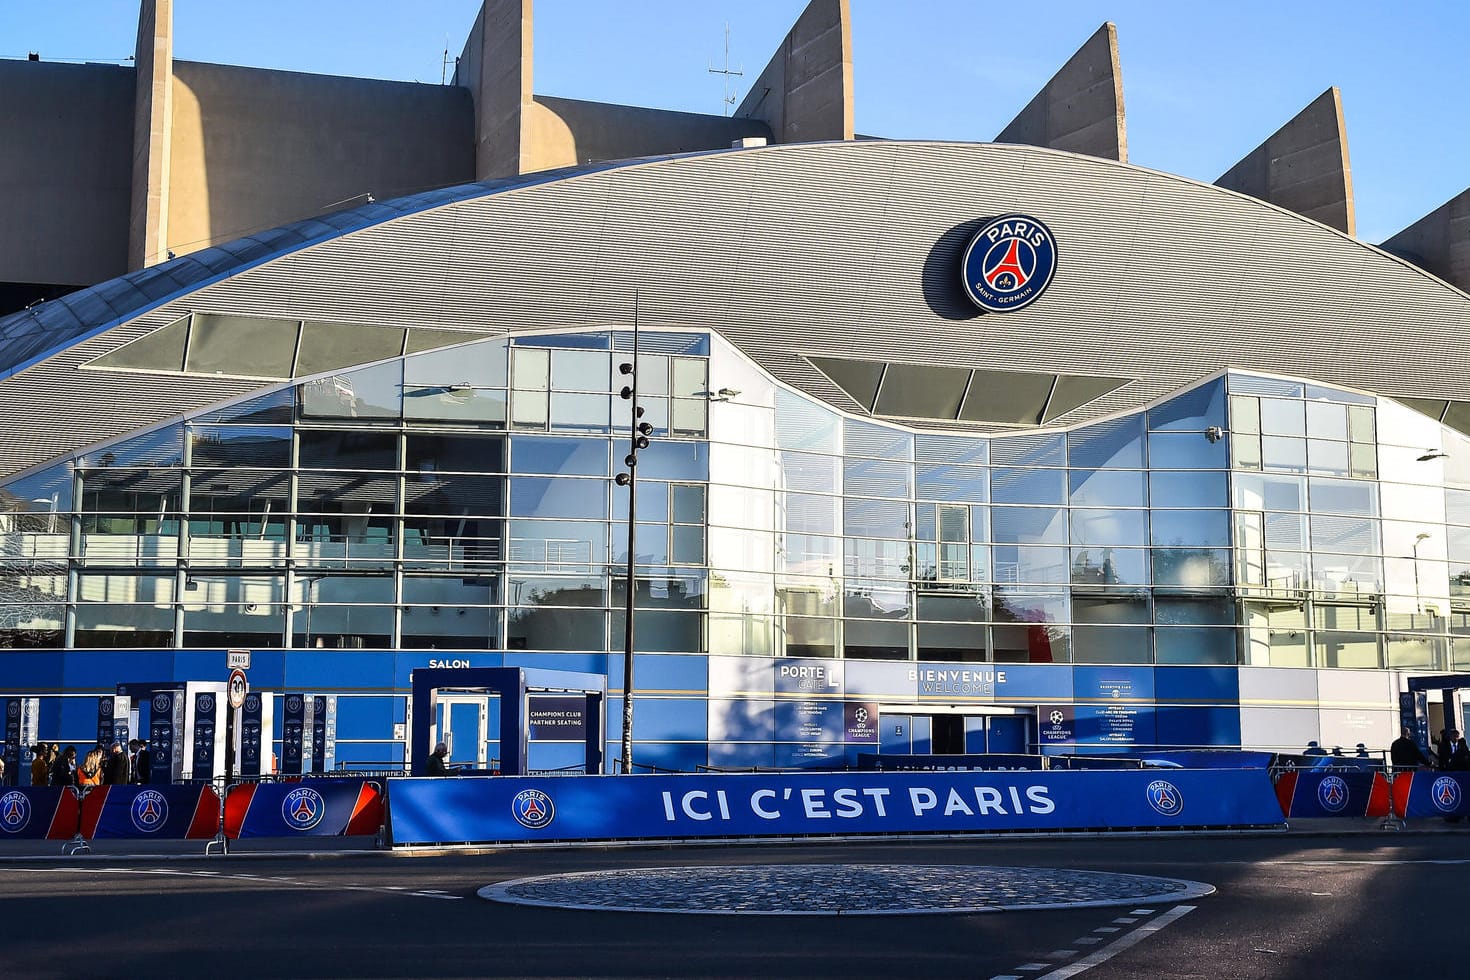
2, 139, 1469, 479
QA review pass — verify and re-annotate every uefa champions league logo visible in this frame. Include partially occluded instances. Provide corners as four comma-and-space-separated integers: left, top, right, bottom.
511, 789, 555, 830
130, 790, 169, 833
1432, 776, 1462, 813
1316, 776, 1349, 813
282, 787, 327, 831
1049, 710, 1065, 725
1145, 779, 1184, 817
0, 790, 32, 833
854, 707, 869, 725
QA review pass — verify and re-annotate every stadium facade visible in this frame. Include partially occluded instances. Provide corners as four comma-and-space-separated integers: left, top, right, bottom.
2, 1, 1470, 773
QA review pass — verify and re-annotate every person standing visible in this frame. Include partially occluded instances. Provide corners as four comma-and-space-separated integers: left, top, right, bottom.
77, 748, 104, 788
1439, 729, 1461, 771
30, 744, 49, 787
1391, 727, 1432, 770
130, 739, 151, 784
50, 745, 76, 787
104, 742, 130, 786
426, 742, 451, 777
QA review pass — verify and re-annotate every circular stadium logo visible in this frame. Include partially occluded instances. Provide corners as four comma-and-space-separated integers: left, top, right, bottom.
198, 694, 215, 713
282, 787, 327, 831
130, 789, 169, 833
99, 698, 113, 717
1316, 775, 1350, 813
6, 701, 18, 718
0, 790, 32, 833
286, 695, 303, 714
1145, 779, 1185, 817
511, 788, 556, 830
153, 694, 172, 713
244, 693, 261, 712
960, 214, 1059, 313
1432, 776, 1461, 813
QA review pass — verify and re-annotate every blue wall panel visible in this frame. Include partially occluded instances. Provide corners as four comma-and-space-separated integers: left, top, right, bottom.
997, 664, 1073, 702
1154, 705, 1241, 747
633, 698, 708, 742
64, 649, 173, 689
633, 654, 709, 694
0, 652, 64, 689
287, 651, 395, 690
709, 741, 776, 769
1155, 666, 1240, 704
634, 741, 707, 772
708, 698, 775, 741
1074, 666, 1155, 703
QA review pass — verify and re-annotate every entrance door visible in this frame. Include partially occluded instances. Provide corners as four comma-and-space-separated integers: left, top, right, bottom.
932, 714, 965, 754
986, 715, 1031, 754
437, 696, 488, 769
880, 714, 912, 754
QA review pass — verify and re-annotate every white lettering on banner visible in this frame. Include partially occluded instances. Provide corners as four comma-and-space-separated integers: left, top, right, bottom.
833, 788, 861, 818
910, 787, 938, 815
751, 789, 779, 819
428, 659, 472, 669
658, 784, 1059, 824
800, 788, 831, 819
908, 667, 1008, 695
778, 664, 841, 691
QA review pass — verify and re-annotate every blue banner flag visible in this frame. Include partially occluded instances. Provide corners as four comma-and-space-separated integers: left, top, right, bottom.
855, 753, 1043, 771
386, 769, 1284, 846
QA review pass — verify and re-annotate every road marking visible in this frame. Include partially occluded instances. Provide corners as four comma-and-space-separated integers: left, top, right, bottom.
1130, 909, 1154, 915
1112, 917, 1137, 924
1093, 927, 1120, 933
2, 867, 458, 901
1036, 905, 1196, 980
990, 975, 1023, 980
1046, 950, 1078, 959
1016, 964, 1049, 971
1074, 937, 1102, 945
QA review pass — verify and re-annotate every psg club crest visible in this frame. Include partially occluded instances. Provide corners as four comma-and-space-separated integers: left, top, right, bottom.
130, 789, 169, 833
1316, 775, 1349, 813
1145, 779, 1184, 817
153, 694, 172, 713
960, 214, 1059, 313
511, 788, 556, 830
282, 787, 327, 831
0, 790, 32, 833
1432, 776, 1462, 813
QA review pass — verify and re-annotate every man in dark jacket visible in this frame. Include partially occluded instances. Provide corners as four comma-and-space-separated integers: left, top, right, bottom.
104, 742, 130, 785
130, 739, 151, 784
1390, 727, 1432, 769
1439, 729, 1461, 770
426, 742, 452, 777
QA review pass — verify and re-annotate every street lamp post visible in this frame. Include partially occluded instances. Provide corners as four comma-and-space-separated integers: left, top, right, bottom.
615, 292, 653, 773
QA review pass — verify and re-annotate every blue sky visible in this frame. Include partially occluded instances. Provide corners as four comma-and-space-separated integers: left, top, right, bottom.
4, 1, 1467, 242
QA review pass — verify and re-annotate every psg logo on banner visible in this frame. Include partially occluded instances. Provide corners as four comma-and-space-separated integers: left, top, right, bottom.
1432, 776, 1462, 812
130, 790, 170, 833
1145, 779, 1184, 817
0, 790, 32, 833
511, 788, 556, 830
960, 214, 1059, 313
1316, 775, 1350, 813
153, 694, 172, 713
282, 787, 327, 831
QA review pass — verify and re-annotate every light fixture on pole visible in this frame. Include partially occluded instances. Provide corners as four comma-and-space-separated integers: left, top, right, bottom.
614, 291, 652, 774
1417, 449, 1449, 462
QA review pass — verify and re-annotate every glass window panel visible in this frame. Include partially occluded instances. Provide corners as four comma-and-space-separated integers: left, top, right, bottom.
551, 349, 610, 391
915, 434, 988, 466
399, 574, 499, 607
1234, 473, 1306, 512
298, 361, 402, 420
672, 484, 706, 523
1307, 439, 1349, 476
1148, 431, 1228, 469
403, 474, 502, 516
638, 441, 708, 481
509, 389, 548, 430
1448, 489, 1470, 526
992, 506, 1067, 545
185, 313, 296, 378
1067, 417, 1145, 469
1233, 434, 1262, 470
1313, 553, 1383, 593
1315, 631, 1381, 669
509, 574, 606, 607
842, 581, 910, 620
507, 519, 608, 568
994, 545, 1069, 584
1155, 595, 1233, 626
783, 615, 836, 658
776, 389, 841, 453
298, 429, 398, 470
844, 419, 912, 460
1155, 627, 1236, 665
197, 389, 295, 425
917, 464, 987, 502
406, 434, 504, 474
1149, 379, 1225, 431
551, 392, 610, 432
916, 590, 989, 622
295, 321, 404, 377
1231, 395, 1261, 435
1260, 398, 1306, 437
295, 472, 399, 510
1306, 401, 1349, 441
405, 337, 506, 386
670, 397, 707, 436
633, 354, 669, 396
81, 425, 185, 469
1149, 470, 1227, 508
0, 466, 75, 515
1310, 515, 1379, 555
1153, 549, 1231, 588
916, 621, 988, 662
508, 477, 606, 520
990, 433, 1064, 468
507, 606, 605, 651
1385, 633, 1440, 670
1069, 469, 1145, 508
843, 498, 909, 538
781, 534, 839, 575
993, 623, 1069, 664
842, 617, 909, 660
1348, 404, 1376, 443
511, 436, 608, 476
671, 358, 708, 399
1070, 509, 1147, 547
1349, 442, 1377, 479
511, 347, 550, 388
1152, 510, 1230, 548
404, 384, 506, 424
190, 425, 292, 469
1309, 478, 1377, 517
1261, 436, 1307, 472
671, 525, 705, 565
610, 609, 702, 653
1232, 375, 1303, 397
994, 588, 1067, 624
1071, 548, 1148, 586
844, 458, 912, 497
1071, 626, 1151, 664
991, 467, 1066, 505
843, 538, 907, 579
613, 523, 671, 564
779, 451, 839, 494
1073, 593, 1149, 625
613, 480, 669, 523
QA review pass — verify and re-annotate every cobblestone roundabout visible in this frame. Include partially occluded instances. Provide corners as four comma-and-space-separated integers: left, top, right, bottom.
477, 864, 1215, 915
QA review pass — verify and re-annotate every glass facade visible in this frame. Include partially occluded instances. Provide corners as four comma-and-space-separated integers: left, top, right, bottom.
3, 333, 1469, 678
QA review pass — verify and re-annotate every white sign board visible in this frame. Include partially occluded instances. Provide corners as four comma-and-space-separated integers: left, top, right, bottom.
227, 650, 252, 670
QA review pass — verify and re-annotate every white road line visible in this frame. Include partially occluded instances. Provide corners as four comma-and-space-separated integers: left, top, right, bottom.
1016, 965, 1049, 972
1046, 950, 1078, 959
989, 975, 1023, 980
1036, 905, 1196, 980
1130, 908, 1154, 915
1093, 927, 1120, 933
1112, 917, 1137, 924
1074, 937, 1102, 945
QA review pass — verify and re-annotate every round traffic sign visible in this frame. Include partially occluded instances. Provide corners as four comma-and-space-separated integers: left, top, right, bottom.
227, 668, 249, 710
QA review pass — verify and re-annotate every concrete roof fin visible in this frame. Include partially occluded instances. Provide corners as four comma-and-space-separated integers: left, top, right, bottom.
994, 22, 1126, 162
1380, 187, 1470, 292
734, 0, 854, 143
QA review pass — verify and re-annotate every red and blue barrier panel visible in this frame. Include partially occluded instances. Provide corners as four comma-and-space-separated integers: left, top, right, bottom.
224, 780, 383, 838
78, 785, 220, 840
0, 787, 80, 840
1391, 770, 1470, 819
1274, 769, 1391, 819
385, 768, 1286, 847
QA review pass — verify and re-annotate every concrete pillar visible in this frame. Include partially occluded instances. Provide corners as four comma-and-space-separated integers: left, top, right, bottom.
995, 23, 1126, 162
128, 0, 173, 270
1381, 189, 1470, 292
735, 0, 853, 143
1216, 87, 1355, 236
456, 0, 533, 180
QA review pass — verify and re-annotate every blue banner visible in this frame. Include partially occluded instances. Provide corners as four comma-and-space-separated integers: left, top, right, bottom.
1283, 769, 1379, 818
79, 784, 219, 839
1401, 771, 1470, 819
386, 768, 1284, 846
224, 779, 381, 838
855, 753, 1043, 771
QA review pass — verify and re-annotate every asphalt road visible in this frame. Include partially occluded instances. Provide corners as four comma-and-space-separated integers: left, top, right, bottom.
0, 833, 1462, 978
